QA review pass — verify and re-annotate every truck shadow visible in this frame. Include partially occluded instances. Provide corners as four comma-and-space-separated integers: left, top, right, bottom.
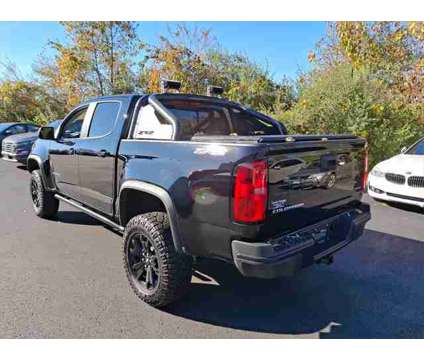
166, 229, 424, 338
55, 211, 101, 226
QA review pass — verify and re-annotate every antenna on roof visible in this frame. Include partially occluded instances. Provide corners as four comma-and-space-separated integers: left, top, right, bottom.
207, 85, 224, 97
160, 79, 181, 93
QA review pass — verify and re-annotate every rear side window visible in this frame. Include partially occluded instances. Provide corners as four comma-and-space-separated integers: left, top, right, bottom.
88, 102, 120, 138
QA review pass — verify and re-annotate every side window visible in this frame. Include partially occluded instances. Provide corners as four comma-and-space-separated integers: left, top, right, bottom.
133, 105, 173, 140
88, 102, 120, 138
61, 108, 87, 139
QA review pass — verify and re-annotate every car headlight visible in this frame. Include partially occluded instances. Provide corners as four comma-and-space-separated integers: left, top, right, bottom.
370, 167, 385, 177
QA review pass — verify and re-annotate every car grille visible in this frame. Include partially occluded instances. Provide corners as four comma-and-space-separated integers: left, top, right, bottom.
385, 173, 405, 185
407, 176, 424, 188
2, 142, 16, 154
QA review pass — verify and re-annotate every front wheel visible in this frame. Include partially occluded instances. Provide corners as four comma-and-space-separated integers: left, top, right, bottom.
30, 169, 59, 219
123, 212, 193, 308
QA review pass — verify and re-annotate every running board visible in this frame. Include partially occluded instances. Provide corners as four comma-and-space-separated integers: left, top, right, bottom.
54, 194, 125, 232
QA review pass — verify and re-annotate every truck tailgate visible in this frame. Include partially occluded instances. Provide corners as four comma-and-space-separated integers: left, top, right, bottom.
263, 136, 366, 236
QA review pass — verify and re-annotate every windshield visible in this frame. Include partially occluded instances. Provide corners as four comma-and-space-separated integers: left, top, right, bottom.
406, 138, 424, 155
0, 123, 11, 132
159, 99, 282, 140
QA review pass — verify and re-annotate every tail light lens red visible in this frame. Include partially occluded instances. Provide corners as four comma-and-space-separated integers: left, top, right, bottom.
233, 160, 268, 223
362, 146, 369, 192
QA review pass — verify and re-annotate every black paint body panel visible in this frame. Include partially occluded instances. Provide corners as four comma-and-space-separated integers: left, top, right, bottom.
29, 94, 369, 266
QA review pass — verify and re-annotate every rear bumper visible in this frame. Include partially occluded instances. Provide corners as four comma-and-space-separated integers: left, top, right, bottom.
231, 203, 371, 279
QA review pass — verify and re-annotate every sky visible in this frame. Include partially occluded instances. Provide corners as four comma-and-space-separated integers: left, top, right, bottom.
0, 21, 327, 81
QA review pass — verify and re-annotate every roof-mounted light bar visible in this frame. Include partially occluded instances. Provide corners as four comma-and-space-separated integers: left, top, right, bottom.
160, 79, 182, 93
207, 85, 224, 97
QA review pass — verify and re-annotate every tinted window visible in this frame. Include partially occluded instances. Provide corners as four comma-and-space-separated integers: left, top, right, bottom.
170, 107, 230, 139
161, 99, 281, 140
407, 139, 424, 155
61, 108, 87, 139
88, 102, 120, 138
230, 107, 280, 136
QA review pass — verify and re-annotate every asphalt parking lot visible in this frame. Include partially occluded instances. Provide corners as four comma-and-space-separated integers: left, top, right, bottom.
0, 160, 423, 338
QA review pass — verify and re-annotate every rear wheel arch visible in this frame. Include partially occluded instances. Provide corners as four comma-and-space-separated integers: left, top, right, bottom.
119, 181, 185, 253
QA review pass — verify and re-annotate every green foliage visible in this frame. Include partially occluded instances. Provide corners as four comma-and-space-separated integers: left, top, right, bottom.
1, 20, 422, 169
140, 24, 294, 111
294, 22, 423, 167
0, 80, 65, 124
34, 21, 143, 110
279, 63, 423, 167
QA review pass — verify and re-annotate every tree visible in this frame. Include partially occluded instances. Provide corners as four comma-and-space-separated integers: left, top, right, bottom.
140, 24, 294, 111
280, 62, 423, 167
0, 60, 65, 124
0, 79, 65, 124
34, 21, 144, 110
311, 22, 424, 106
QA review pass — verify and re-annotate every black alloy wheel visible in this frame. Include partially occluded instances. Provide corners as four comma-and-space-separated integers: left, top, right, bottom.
127, 232, 160, 293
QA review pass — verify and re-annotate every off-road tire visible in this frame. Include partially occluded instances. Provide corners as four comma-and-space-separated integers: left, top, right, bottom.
123, 212, 193, 308
30, 169, 59, 219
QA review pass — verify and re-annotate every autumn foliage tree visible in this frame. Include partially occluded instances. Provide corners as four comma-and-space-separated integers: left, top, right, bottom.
34, 21, 143, 110
0, 61, 65, 123
140, 24, 295, 111
283, 21, 424, 166
1, 20, 422, 163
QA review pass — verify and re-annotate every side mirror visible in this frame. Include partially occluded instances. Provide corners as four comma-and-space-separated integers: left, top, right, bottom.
38, 126, 55, 140
401, 146, 407, 154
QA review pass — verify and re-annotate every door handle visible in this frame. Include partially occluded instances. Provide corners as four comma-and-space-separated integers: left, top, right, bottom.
97, 149, 109, 158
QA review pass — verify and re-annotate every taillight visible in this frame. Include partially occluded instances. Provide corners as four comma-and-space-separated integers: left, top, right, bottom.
362, 146, 369, 192
233, 160, 268, 223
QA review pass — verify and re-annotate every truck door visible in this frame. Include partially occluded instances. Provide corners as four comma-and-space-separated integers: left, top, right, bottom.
76, 101, 122, 215
49, 106, 88, 201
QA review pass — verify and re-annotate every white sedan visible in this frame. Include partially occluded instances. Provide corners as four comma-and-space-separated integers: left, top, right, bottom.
368, 137, 424, 208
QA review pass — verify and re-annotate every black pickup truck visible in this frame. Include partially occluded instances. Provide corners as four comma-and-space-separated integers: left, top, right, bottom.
28, 90, 370, 307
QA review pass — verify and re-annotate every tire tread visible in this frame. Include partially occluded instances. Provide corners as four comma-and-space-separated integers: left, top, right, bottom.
31, 170, 59, 219
123, 212, 192, 308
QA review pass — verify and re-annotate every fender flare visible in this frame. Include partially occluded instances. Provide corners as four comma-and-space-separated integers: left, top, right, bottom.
27, 155, 50, 189
118, 180, 185, 254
